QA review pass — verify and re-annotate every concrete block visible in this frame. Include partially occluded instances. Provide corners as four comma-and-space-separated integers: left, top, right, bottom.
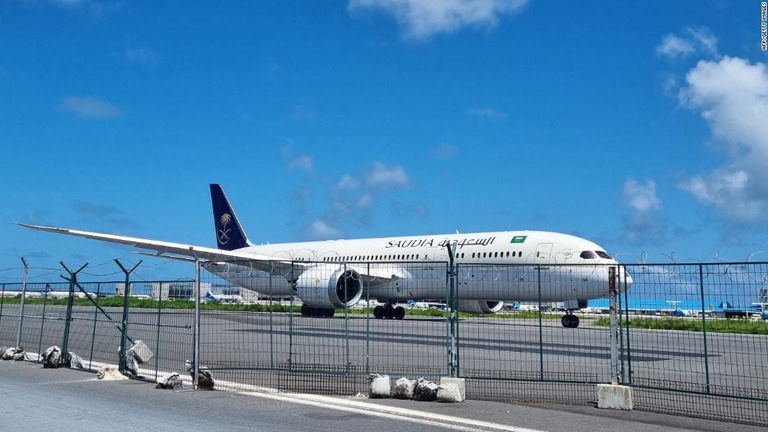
597, 384, 633, 410
437, 383, 464, 403
129, 340, 153, 364
440, 377, 466, 401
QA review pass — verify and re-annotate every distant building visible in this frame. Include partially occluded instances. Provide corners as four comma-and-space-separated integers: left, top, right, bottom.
151, 281, 211, 300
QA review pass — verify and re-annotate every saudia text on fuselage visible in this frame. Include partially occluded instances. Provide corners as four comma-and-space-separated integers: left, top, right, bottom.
384, 236, 496, 249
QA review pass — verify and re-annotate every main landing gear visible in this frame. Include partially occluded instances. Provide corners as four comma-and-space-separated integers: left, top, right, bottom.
300, 305, 335, 318
373, 304, 406, 320
561, 311, 580, 328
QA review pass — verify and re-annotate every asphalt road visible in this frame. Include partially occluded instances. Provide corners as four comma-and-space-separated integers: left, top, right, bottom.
2, 360, 764, 432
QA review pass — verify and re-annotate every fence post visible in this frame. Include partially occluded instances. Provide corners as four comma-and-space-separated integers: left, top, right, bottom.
445, 242, 459, 377
609, 266, 619, 385
269, 263, 275, 370
537, 264, 544, 381
115, 259, 142, 375
621, 266, 632, 385
59, 262, 88, 366
154, 283, 163, 382
364, 263, 371, 375
193, 256, 201, 389
15, 257, 29, 348
88, 282, 101, 371
699, 264, 711, 394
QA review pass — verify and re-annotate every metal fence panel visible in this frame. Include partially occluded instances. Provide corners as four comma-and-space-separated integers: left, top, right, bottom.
2, 261, 767, 426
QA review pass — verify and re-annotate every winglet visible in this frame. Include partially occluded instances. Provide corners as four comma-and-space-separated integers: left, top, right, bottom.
210, 184, 251, 251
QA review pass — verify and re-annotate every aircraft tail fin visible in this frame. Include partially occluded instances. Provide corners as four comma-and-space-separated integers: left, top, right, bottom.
210, 184, 251, 251
204, 291, 218, 302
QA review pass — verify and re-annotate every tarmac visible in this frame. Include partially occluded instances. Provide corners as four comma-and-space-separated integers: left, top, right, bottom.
1, 359, 765, 432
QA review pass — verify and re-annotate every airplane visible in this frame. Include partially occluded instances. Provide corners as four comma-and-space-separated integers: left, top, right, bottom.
204, 290, 243, 304
663, 301, 695, 317
717, 301, 768, 320
17, 184, 633, 328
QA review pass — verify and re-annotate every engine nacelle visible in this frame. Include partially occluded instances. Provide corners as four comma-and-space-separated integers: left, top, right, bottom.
295, 265, 364, 309
457, 300, 504, 314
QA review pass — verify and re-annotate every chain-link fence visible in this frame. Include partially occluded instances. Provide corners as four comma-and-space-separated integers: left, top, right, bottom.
1, 260, 767, 426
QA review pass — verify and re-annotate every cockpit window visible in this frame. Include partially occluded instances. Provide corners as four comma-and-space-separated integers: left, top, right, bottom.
580, 250, 612, 259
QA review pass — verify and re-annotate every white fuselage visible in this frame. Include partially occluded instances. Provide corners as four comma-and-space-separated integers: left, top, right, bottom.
204, 230, 630, 304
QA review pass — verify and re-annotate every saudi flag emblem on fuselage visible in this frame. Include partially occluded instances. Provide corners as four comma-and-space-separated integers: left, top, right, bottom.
511, 235, 527, 243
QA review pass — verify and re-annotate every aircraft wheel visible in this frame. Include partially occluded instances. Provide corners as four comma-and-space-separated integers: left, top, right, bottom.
394, 306, 405, 320
561, 314, 580, 328
561, 315, 572, 328
374, 306, 383, 319
385, 304, 395, 319
301, 305, 309, 317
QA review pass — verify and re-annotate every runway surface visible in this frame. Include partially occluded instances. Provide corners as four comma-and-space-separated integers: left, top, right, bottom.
2, 304, 767, 425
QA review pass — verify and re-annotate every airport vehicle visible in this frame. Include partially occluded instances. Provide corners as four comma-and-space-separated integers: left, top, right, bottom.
18, 184, 632, 327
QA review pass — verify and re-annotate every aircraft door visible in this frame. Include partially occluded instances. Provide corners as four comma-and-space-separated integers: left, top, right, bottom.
534, 243, 553, 263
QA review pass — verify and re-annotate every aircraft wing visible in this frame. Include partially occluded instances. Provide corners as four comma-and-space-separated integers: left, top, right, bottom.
16, 223, 299, 275
17, 223, 409, 286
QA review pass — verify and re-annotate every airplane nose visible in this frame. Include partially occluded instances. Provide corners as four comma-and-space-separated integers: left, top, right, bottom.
622, 269, 633, 290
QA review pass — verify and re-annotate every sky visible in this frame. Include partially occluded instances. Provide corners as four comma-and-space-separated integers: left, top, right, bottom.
1, 0, 768, 283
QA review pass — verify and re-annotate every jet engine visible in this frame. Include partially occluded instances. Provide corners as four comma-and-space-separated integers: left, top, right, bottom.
295, 265, 364, 309
457, 300, 504, 314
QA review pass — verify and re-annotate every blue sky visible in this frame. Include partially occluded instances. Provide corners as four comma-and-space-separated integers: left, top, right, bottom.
1, 0, 767, 282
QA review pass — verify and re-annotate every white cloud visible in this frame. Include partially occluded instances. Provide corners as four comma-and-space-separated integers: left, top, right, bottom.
60, 96, 122, 119
283, 146, 314, 171
357, 194, 373, 208
337, 174, 361, 190
656, 34, 694, 58
677, 56, 768, 223
289, 154, 314, 171
365, 161, 411, 189
679, 170, 763, 222
622, 179, 666, 245
687, 27, 718, 57
624, 179, 662, 214
349, 0, 528, 40
656, 27, 718, 59
307, 220, 343, 239
285, 155, 415, 238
